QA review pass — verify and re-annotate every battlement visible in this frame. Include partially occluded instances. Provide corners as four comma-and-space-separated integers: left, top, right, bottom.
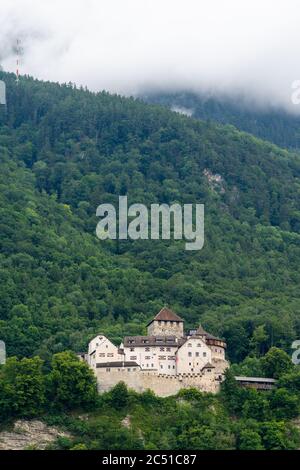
85, 307, 229, 396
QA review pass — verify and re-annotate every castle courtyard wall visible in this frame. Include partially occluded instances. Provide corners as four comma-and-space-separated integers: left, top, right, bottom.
95, 367, 223, 396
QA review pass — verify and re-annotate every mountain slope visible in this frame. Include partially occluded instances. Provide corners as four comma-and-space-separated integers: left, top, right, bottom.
142, 91, 300, 150
1, 71, 300, 362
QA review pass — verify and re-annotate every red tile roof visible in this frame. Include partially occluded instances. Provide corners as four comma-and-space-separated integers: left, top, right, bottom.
147, 307, 183, 325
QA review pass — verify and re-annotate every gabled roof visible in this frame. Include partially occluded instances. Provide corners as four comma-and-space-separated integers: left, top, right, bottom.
196, 325, 208, 336
235, 376, 276, 383
202, 362, 215, 369
196, 325, 224, 342
147, 307, 183, 326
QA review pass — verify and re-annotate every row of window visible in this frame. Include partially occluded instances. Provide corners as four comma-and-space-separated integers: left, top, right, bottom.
129, 346, 174, 352
188, 351, 207, 357
128, 338, 175, 345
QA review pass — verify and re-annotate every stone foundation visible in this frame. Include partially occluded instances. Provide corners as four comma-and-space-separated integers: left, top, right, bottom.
95, 364, 228, 397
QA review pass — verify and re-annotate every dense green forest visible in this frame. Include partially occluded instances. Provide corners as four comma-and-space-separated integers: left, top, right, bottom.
0, 70, 300, 367
143, 91, 300, 149
1, 71, 300, 450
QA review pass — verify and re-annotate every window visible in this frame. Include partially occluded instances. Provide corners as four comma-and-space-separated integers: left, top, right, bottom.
99, 353, 105, 357
142, 339, 149, 344
160, 347, 165, 351
203, 352, 207, 357
145, 347, 150, 352
196, 352, 199, 357
130, 347, 135, 352
159, 356, 166, 360
197, 343, 201, 347
151, 364, 154, 368
127, 368, 131, 372
168, 365, 171, 369
189, 362, 192, 366
188, 352, 192, 357
166, 347, 171, 352
130, 356, 137, 360
106, 368, 110, 372
129, 340, 135, 344
188, 343, 192, 347
145, 356, 151, 360
107, 353, 113, 357
168, 356, 175, 360
160, 365, 163, 369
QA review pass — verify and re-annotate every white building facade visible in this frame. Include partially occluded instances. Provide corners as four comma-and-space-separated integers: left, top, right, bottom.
84, 307, 229, 396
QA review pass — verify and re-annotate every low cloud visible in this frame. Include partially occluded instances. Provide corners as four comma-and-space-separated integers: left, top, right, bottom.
1, 0, 300, 111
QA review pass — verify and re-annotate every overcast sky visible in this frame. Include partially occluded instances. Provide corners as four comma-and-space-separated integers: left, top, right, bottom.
1, 0, 300, 111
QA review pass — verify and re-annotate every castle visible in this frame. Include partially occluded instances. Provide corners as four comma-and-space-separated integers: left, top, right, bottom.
84, 307, 229, 396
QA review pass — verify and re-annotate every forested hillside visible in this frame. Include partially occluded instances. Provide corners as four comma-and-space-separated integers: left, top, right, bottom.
143, 91, 300, 149
1, 71, 300, 364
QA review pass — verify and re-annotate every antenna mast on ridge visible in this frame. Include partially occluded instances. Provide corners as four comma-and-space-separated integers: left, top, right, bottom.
16, 39, 21, 84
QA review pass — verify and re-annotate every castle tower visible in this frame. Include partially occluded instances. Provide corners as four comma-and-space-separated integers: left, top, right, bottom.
147, 307, 184, 337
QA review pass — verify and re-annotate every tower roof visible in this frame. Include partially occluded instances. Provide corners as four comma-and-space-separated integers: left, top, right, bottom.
147, 307, 183, 326
196, 324, 225, 342
196, 324, 208, 336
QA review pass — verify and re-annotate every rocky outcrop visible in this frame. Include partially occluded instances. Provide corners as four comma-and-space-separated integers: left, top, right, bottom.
0, 420, 71, 450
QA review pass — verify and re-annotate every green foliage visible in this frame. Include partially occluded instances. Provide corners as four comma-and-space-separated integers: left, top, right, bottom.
269, 388, 300, 420
46, 351, 98, 410
108, 382, 129, 410
238, 429, 264, 450
0, 356, 45, 418
259, 421, 295, 450
261, 347, 294, 379
0, 72, 300, 362
220, 369, 244, 415
0, 351, 299, 449
242, 389, 270, 421
278, 368, 300, 392
144, 91, 300, 150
